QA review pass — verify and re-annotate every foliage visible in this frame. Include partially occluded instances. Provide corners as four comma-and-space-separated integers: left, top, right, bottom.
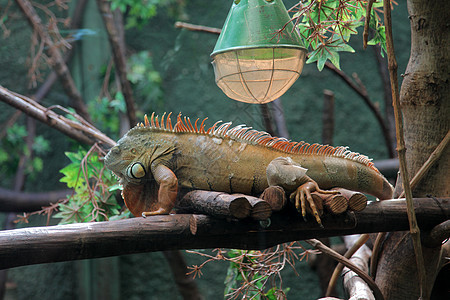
88, 94, 125, 138
111, 0, 186, 29
290, 0, 388, 70
0, 123, 50, 180
187, 243, 318, 300
127, 51, 164, 112
55, 145, 130, 224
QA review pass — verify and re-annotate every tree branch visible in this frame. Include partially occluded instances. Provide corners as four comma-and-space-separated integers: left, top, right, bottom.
174, 21, 222, 34
0, 198, 447, 270
96, 0, 137, 127
306, 238, 382, 300
0, 188, 70, 212
0, 86, 115, 147
15, 0, 92, 123
383, 1, 427, 297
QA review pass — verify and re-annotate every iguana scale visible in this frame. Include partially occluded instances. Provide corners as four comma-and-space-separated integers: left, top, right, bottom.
105, 113, 393, 225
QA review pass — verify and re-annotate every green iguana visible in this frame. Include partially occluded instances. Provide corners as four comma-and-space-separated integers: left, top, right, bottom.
105, 113, 393, 225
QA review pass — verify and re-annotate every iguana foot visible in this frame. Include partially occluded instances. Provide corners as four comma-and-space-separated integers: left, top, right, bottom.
289, 181, 337, 228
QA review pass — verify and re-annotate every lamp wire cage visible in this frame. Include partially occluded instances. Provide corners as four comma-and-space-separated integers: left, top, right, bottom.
212, 46, 306, 104
211, 0, 307, 104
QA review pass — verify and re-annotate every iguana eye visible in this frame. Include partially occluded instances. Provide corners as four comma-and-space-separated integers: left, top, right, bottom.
127, 162, 146, 179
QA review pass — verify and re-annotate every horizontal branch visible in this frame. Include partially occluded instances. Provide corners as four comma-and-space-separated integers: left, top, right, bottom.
0, 188, 70, 212
0, 86, 115, 147
0, 198, 448, 270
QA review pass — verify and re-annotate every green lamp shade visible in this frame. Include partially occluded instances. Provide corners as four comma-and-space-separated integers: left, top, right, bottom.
211, 0, 306, 104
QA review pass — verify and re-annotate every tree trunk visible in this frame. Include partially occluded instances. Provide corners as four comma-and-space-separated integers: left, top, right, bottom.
375, 0, 450, 299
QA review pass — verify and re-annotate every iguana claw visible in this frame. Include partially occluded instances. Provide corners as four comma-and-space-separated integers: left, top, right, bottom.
290, 181, 337, 228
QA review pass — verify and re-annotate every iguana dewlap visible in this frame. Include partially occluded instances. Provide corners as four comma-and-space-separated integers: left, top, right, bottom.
104, 113, 393, 224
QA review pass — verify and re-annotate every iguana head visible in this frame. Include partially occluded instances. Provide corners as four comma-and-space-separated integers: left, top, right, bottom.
104, 127, 166, 216
105, 129, 152, 185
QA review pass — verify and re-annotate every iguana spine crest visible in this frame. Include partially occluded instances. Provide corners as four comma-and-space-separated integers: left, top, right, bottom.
135, 112, 379, 174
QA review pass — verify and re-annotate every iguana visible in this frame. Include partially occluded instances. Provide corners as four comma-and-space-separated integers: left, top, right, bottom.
105, 113, 393, 225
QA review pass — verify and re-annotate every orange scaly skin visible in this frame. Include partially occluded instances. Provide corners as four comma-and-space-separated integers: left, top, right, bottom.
104, 113, 393, 224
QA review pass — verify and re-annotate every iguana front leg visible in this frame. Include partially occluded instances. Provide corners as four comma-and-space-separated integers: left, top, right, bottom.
266, 157, 337, 227
142, 164, 178, 217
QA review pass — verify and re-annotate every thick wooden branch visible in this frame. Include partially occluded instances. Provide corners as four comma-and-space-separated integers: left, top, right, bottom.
0, 188, 70, 212
0, 198, 447, 270
0, 86, 115, 147
341, 235, 376, 300
306, 238, 381, 300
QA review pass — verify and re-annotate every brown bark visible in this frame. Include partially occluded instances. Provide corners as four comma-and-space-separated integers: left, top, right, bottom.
375, 0, 450, 299
336, 189, 367, 212
0, 86, 115, 147
177, 190, 252, 219
259, 185, 286, 211
341, 235, 375, 300
312, 192, 347, 215
0, 198, 448, 270
96, 0, 137, 128
305, 239, 383, 300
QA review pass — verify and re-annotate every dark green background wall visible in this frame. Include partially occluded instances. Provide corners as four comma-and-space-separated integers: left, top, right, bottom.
0, 0, 410, 299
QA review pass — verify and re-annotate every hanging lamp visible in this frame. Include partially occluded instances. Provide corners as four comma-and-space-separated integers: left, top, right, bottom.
211, 0, 307, 104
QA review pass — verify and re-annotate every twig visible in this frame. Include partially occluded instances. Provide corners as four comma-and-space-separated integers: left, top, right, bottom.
326, 234, 370, 297
96, 0, 137, 127
305, 238, 383, 300
370, 231, 386, 277
0, 86, 115, 147
175, 21, 221, 34
15, 0, 92, 123
363, 0, 375, 49
382, 1, 427, 298
31, 0, 89, 103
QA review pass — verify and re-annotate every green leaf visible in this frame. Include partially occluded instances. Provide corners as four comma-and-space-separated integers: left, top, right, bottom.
368, 26, 387, 57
